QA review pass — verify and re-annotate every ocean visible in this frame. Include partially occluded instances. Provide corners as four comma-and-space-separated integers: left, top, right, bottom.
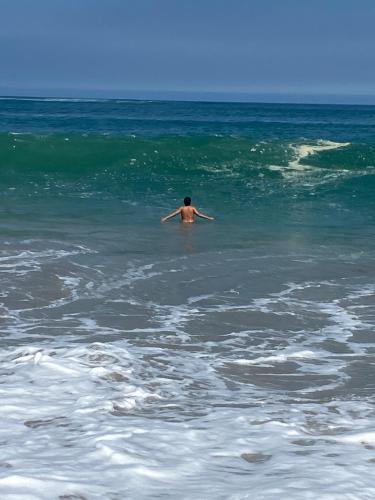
0, 97, 375, 499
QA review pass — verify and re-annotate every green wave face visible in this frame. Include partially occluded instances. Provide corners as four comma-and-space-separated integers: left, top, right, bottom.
1, 133, 374, 208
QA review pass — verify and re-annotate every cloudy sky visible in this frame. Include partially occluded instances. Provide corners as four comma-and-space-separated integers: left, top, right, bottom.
1, 0, 375, 102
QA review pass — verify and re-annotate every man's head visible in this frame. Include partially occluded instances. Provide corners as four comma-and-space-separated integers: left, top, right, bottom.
183, 197, 191, 206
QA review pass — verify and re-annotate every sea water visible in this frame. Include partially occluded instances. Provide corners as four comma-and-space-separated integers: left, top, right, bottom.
0, 98, 375, 499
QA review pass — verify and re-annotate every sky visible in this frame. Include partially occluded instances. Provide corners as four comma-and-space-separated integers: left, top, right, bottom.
1, 0, 375, 103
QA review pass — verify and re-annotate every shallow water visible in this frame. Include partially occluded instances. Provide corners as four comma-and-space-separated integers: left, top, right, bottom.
0, 98, 375, 499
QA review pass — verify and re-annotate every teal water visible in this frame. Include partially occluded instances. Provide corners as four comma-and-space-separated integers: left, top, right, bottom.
1, 99, 375, 234
0, 98, 375, 499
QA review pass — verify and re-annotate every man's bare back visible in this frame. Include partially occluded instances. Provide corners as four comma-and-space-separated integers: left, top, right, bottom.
161, 197, 214, 223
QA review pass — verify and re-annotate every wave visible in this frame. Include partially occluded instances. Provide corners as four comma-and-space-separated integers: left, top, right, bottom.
1, 133, 374, 209
0, 96, 111, 103
0, 133, 369, 172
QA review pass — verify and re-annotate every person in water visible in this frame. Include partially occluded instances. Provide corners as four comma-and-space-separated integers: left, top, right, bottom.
161, 197, 214, 223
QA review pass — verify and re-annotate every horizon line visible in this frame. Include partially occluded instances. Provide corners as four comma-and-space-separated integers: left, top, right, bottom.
1, 89, 375, 107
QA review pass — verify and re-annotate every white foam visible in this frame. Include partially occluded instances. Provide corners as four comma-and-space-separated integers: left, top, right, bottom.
337, 432, 375, 445
290, 140, 350, 170
232, 349, 317, 366
0, 246, 93, 276
0, 246, 374, 498
268, 140, 351, 178
0, 335, 375, 499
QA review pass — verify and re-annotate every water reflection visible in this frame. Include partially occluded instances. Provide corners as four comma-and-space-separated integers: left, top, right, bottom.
179, 222, 195, 252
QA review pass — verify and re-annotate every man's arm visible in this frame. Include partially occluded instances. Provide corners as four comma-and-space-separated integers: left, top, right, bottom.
193, 207, 214, 221
161, 207, 181, 222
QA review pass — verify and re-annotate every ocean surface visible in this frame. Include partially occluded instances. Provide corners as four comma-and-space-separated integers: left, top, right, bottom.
0, 97, 375, 499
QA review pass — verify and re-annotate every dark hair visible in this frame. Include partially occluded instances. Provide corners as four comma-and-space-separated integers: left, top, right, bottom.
183, 197, 191, 206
